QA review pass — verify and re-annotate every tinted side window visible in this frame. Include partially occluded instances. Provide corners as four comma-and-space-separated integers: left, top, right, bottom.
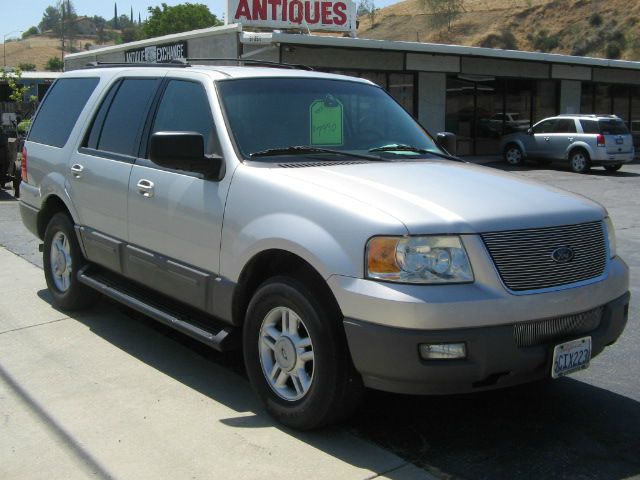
553, 119, 576, 133
28, 78, 99, 147
150, 80, 220, 155
580, 120, 599, 134
533, 119, 556, 134
98, 78, 160, 156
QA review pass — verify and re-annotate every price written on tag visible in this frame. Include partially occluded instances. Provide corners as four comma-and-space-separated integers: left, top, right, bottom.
310, 99, 343, 146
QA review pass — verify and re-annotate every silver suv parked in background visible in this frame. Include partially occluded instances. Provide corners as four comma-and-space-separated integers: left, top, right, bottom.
501, 114, 635, 173
19, 64, 630, 430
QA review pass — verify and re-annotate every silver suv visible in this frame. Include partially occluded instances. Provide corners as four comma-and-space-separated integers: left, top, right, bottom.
501, 114, 635, 173
19, 64, 630, 430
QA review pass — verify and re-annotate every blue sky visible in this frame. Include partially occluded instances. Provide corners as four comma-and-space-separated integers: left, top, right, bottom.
1, 0, 400, 41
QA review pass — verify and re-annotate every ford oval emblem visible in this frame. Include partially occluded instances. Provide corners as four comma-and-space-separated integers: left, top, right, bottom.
551, 246, 574, 263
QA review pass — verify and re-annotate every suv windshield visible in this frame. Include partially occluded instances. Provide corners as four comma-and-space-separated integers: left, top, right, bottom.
217, 77, 441, 160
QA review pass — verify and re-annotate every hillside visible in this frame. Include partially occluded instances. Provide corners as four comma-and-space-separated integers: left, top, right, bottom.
3, 35, 111, 71
357, 0, 640, 61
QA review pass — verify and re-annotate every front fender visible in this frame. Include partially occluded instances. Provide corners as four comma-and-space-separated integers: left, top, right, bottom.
501, 137, 528, 157
222, 213, 357, 283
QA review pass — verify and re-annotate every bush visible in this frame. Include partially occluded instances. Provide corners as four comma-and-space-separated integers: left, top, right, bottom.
45, 57, 63, 71
479, 29, 518, 50
605, 42, 622, 59
589, 13, 602, 27
22, 26, 39, 39
529, 30, 560, 52
18, 63, 36, 71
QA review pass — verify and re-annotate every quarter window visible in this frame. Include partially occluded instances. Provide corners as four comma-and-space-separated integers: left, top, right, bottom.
28, 78, 99, 147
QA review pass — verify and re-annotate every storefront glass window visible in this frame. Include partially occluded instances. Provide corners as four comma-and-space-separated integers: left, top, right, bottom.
612, 84, 630, 122
534, 80, 557, 122
388, 73, 414, 114
594, 84, 612, 114
445, 76, 475, 155
580, 83, 594, 113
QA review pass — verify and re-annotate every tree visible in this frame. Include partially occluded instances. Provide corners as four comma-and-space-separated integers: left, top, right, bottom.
45, 57, 64, 71
39, 6, 61, 32
22, 27, 39, 39
0, 69, 37, 114
114, 3, 119, 28
420, 0, 465, 31
357, 0, 377, 26
141, 3, 222, 39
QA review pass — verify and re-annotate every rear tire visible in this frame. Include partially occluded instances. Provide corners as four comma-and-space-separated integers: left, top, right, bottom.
243, 276, 364, 430
604, 164, 622, 173
569, 149, 591, 174
504, 144, 524, 166
43, 213, 99, 310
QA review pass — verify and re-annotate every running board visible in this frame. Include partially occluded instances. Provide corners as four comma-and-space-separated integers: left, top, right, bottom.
78, 266, 238, 351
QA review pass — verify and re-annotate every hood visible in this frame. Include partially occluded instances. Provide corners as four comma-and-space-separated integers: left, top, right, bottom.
275, 160, 605, 234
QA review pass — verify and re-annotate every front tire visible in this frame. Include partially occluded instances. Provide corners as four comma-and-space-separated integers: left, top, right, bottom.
569, 149, 591, 173
43, 213, 99, 310
504, 144, 524, 165
243, 276, 363, 430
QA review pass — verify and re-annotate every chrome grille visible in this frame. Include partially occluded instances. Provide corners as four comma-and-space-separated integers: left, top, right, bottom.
481, 222, 606, 291
514, 307, 603, 347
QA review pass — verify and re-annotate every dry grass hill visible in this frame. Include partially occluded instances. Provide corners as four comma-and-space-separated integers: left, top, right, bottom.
3, 35, 109, 71
357, 0, 640, 61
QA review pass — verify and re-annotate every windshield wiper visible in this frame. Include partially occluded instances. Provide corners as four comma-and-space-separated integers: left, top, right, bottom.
369, 144, 463, 162
250, 145, 388, 162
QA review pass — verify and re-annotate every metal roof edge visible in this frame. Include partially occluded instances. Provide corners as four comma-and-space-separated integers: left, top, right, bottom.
65, 23, 243, 60
268, 32, 640, 71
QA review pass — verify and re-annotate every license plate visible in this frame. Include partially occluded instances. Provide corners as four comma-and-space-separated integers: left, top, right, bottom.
616, 137, 624, 144
551, 336, 591, 379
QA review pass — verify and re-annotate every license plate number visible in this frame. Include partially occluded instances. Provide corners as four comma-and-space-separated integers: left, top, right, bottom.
551, 337, 591, 379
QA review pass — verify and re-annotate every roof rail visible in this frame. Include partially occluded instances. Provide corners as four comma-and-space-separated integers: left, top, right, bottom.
84, 59, 190, 69
559, 114, 620, 118
187, 57, 314, 71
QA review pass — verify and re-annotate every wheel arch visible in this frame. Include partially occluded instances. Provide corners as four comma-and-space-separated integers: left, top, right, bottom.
566, 142, 592, 161
37, 194, 75, 240
231, 249, 341, 328
504, 139, 527, 157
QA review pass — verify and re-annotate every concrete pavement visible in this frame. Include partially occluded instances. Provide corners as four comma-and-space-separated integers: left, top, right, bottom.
0, 246, 433, 480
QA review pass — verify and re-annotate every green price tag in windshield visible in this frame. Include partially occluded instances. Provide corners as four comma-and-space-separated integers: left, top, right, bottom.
310, 98, 343, 146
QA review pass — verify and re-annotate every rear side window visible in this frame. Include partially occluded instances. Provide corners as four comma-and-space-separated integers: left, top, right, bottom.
580, 120, 599, 134
28, 78, 99, 147
553, 119, 576, 133
88, 78, 160, 157
598, 119, 629, 135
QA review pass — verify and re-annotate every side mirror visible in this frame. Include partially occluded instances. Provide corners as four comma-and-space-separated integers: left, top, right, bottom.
527, 128, 533, 135
149, 132, 224, 180
436, 132, 457, 155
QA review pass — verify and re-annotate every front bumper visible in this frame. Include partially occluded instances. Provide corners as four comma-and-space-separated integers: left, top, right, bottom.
344, 291, 630, 395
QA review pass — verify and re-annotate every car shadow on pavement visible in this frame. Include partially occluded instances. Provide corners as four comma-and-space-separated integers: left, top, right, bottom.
483, 161, 640, 177
35, 290, 411, 475
0, 188, 18, 201
36, 290, 640, 480
347, 373, 640, 480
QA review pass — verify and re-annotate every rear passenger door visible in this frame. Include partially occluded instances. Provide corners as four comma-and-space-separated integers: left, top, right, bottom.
547, 118, 577, 160
126, 76, 229, 313
71, 75, 162, 272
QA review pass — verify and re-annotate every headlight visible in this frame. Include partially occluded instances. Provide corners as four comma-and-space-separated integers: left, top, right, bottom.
604, 217, 617, 258
366, 235, 474, 284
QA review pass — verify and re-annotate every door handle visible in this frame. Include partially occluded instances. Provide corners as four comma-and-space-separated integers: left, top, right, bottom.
568, 137, 574, 142
136, 179, 155, 197
544, 137, 550, 142
70, 164, 84, 178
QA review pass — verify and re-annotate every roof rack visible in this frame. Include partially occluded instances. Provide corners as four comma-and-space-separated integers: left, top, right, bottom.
560, 114, 620, 118
187, 57, 314, 71
84, 59, 190, 68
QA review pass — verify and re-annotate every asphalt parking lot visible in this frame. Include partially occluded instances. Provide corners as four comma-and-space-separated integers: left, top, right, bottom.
1, 159, 639, 479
